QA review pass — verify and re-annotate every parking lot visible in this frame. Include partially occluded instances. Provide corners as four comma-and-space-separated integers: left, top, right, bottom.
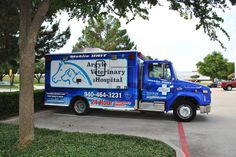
2, 88, 236, 157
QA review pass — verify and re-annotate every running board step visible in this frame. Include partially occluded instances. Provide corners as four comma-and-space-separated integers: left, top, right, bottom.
138, 101, 165, 111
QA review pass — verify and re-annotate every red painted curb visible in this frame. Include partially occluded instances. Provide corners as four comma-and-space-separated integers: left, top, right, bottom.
178, 122, 191, 157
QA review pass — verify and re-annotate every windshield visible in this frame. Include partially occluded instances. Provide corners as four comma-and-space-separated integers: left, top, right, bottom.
148, 63, 172, 80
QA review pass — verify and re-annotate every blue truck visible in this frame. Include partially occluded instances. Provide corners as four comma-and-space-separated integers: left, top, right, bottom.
45, 50, 211, 122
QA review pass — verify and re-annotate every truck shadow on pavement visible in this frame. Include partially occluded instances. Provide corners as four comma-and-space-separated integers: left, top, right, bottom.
52, 107, 177, 122
50, 107, 211, 122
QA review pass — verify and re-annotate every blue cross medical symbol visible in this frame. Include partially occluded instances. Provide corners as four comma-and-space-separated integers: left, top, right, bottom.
157, 84, 170, 96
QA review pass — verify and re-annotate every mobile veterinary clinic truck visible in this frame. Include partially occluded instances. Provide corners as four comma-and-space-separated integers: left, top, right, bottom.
45, 50, 211, 122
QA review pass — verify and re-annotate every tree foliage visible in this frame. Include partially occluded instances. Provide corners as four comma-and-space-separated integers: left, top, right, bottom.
36, 21, 70, 61
73, 15, 136, 51
196, 51, 228, 81
0, 0, 19, 64
227, 62, 234, 74
145, 55, 154, 60
166, 0, 235, 49
57, 0, 235, 49
227, 62, 235, 79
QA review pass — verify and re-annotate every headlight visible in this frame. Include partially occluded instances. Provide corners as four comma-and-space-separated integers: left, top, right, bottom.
202, 90, 208, 94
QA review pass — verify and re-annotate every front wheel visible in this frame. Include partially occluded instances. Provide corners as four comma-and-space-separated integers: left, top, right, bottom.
173, 100, 196, 122
73, 99, 90, 115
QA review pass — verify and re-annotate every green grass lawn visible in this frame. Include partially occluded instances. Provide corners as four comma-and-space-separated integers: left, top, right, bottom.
0, 85, 19, 89
0, 75, 45, 90
0, 123, 175, 157
2, 75, 45, 84
2, 75, 20, 83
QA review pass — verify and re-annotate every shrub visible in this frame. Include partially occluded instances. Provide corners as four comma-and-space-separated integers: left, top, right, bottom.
0, 90, 44, 117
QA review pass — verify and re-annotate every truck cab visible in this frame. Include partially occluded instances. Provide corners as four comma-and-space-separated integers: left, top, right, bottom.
139, 60, 211, 122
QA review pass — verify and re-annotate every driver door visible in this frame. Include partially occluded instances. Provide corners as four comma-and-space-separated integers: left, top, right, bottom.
142, 62, 174, 102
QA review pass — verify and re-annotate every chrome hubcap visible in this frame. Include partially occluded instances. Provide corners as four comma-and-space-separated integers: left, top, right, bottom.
178, 105, 192, 119
74, 101, 86, 113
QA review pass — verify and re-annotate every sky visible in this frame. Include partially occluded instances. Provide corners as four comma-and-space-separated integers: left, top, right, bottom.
54, 4, 236, 72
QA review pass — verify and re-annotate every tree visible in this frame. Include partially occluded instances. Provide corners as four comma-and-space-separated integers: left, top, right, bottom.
34, 59, 45, 83
196, 51, 228, 81
18, 0, 235, 148
35, 21, 71, 61
145, 55, 154, 60
73, 15, 136, 51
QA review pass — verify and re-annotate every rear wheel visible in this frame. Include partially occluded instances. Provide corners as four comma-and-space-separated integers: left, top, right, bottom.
72, 99, 89, 115
173, 100, 196, 122
226, 85, 232, 91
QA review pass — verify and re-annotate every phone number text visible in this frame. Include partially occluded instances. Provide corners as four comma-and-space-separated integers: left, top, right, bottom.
84, 92, 122, 98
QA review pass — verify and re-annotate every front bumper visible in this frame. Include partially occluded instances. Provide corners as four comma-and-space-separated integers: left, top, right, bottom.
200, 105, 211, 113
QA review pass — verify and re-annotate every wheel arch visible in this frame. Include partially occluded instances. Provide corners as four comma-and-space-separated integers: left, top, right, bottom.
70, 95, 89, 108
170, 96, 199, 110
226, 84, 232, 87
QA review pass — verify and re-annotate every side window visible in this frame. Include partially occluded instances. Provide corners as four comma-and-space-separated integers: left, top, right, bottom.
163, 64, 172, 80
148, 63, 172, 80
148, 63, 162, 79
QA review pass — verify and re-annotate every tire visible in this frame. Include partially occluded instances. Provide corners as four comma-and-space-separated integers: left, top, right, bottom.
72, 99, 90, 115
173, 100, 196, 122
226, 85, 232, 91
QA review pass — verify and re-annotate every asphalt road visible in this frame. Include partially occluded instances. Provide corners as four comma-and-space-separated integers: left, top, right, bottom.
2, 88, 236, 157
184, 88, 236, 157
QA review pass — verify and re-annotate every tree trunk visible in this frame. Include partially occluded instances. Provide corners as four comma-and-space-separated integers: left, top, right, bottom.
37, 74, 42, 84
34, 74, 42, 84
18, 0, 49, 148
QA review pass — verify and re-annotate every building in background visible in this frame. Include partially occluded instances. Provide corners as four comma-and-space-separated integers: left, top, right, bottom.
176, 71, 210, 81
